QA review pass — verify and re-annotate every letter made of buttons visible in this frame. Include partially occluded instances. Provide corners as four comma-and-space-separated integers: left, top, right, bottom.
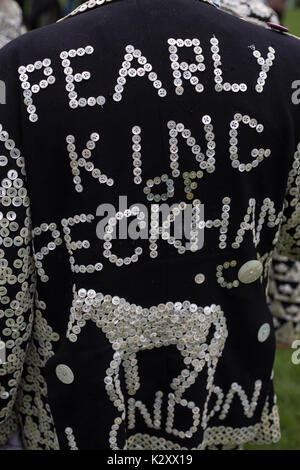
60, 46, 106, 110
211, 37, 247, 93
18, 59, 56, 123
167, 118, 216, 200
61, 213, 103, 274
254, 198, 280, 247
131, 126, 142, 185
196, 197, 231, 250
103, 206, 143, 268
150, 203, 185, 258
219, 381, 262, 420
67, 287, 228, 447
113, 45, 167, 103
229, 113, 271, 172
143, 176, 175, 203
128, 391, 164, 432
216, 260, 240, 289
250, 46, 276, 94
149, 200, 202, 258
65, 427, 78, 450
168, 38, 205, 96
231, 198, 282, 250
132, 124, 177, 202
32, 223, 63, 283
198, 397, 280, 450
66, 133, 114, 193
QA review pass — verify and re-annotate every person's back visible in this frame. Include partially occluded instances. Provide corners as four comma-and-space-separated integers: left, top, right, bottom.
0, 0, 300, 450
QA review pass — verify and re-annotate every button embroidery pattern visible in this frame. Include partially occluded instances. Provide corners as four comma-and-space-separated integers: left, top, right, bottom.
210, 36, 247, 93
60, 46, 106, 110
277, 143, 300, 259
67, 133, 114, 193
0, 0, 288, 452
66, 287, 228, 447
251, 46, 275, 93
65, 427, 78, 450
229, 113, 271, 172
18, 59, 56, 123
168, 38, 205, 96
113, 45, 167, 102
268, 255, 300, 344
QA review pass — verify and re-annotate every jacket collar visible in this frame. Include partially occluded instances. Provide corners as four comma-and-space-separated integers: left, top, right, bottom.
59, 0, 113, 22
59, 0, 218, 22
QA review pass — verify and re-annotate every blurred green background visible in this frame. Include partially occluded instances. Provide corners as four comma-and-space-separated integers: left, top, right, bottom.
284, 6, 300, 36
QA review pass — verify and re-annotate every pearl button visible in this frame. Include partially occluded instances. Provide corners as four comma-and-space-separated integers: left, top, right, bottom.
56, 364, 74, 384
238, 260, 263, 284
257, 323, 271, 343
194, 273, 205, 284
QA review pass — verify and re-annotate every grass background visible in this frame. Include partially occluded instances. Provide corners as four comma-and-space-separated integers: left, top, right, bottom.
247, 12, 300, 449
284, 8, 300, 36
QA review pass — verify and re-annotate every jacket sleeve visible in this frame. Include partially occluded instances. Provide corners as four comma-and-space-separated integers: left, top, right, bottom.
0, 40, 35, 446
276, 142, 300, 260
268, 253, 300, 345
272, 141, 300, 344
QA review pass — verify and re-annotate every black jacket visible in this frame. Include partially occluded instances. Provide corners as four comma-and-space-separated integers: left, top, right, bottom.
0, 0, 300, 450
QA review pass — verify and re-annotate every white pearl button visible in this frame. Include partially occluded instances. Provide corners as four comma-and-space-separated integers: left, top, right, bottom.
257, 323, 271, 343
56, 364, 74, 384
238, 260, 263, 284
194, 273, 205, 284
